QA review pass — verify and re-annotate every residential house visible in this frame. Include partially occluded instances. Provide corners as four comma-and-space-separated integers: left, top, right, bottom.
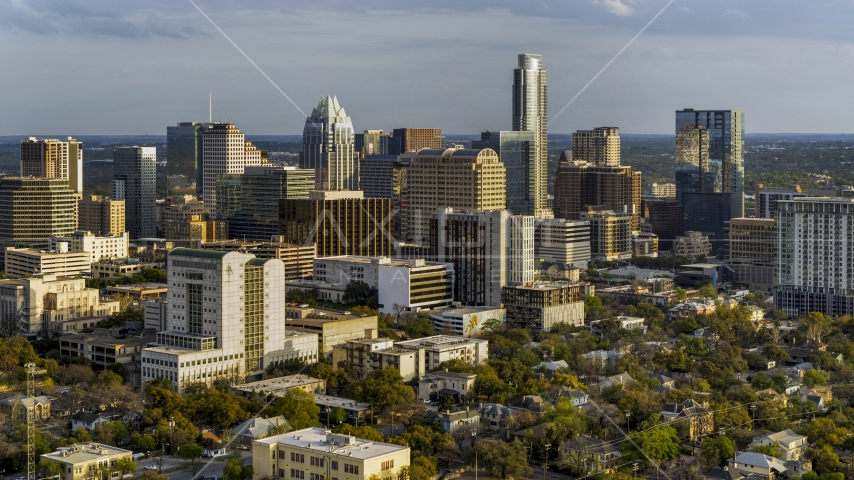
1, 395, 51, 420
746, 305, 766, 323
70, 412, 111, 431
512, 423, 552, 444
755, 389, 787, 407
562, 435, 621, 475
430, 408, 480, 432
786, 363, 813, 380
313, 395, 372, 426
597, 373, 635, 390
782, 377, 801, 396
477, 403, 517, 431
804, 394, 826, 411
582, 350, 621, 370
803, 386, 832, 404
536, 360, 569, 377
648, 373, 677, 394
669, 301, 716, 320
199, 431, 227, 457
232, 416, 290, 447
417, 371, 477, 401
509, 395, 552, 413
562, 389, 589, 409
659, 399, 714, 441
748, 429, 811, 476
729, 452, 787, 479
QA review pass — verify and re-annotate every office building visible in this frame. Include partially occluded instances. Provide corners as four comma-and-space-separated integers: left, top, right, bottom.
145, 299, 169, 331
651, 183, 676, 198
633, 232, 659, 258
216, 166, 314, 241
676, 109, 744, 217
78, 195, 125, 236
513, 54, 548, 214
161, 195, 207, 246
430, 208, 533, 306
0, 177, 78, 257
682, 192, 731, 237
49, 231, 128, 262
0, 274, 120, 336
140, 248, 291, 388
279, 190, 395, 258
167, 122, 211, 196
300, 96, 357, 191
331, 332, 423, 381
534, 218, 591, 269
730, 218, 775, 292
394, 335, 488, 371
113, 146, 157, 239
757, 187, 806, 219
404, 147, 506, 243
231, 372, 325, 399
20, 137, 83, 195
59, 330, 153, 369
284, 304, 378, 352
359, 154, 408, 201
640, 199, 685, 251
355, 129, 389, 156
45, 443, 133, 480
572, 127, 620, 166
201, 123, 265, 214
553, 152, 642, 229
579, 206, 632, 262
472, 130, 550, 218
429, 306, 506, 337
392, 128, 443, 152
311, 256, 453, 313
252, 428, 410, 480
774, 197, 854, 317
673, 231, 712, 260
202, 238, 315, 280
502, 283, 584, 332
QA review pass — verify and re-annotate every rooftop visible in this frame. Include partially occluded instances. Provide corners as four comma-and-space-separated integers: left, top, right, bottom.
421, 371, 478, 381
44, 443, 131, 464
169, 248, 230, 259
395, 335, 486, 348
256, 427, 409, 460
231, 375, 324, 393
312, 394, 371, 411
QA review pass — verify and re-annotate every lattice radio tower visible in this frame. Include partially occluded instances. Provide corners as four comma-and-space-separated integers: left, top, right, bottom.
25, 363, 35, 480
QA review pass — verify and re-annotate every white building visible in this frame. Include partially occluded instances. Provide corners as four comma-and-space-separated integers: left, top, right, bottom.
535, 218, 591, 269
417, 371, 477, 400
141, 248, 298, 390
201, 123, 264, 214
4, 247, 92, 278
144, 299, 168, 331
311, 256, 454, 313
429, 306, 506, 337
50, 231, 129, 263
394, 335, 488, 372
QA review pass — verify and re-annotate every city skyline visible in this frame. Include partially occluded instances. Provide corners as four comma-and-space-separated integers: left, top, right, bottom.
2, 1, 853, 135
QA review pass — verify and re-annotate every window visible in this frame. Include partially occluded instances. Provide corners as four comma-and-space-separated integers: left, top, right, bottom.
381, 460, 394, 471
344, 464, 359, 475
310, 457, 324, 467
279, 470, 285, 478
290, 470, 304, 479
291, 453, 305, 463
278, 450, 285, 459
331, 461, 338, 471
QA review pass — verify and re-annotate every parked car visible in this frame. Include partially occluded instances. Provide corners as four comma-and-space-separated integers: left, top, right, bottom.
58, 388, 69, 394
145, 466, 158, 471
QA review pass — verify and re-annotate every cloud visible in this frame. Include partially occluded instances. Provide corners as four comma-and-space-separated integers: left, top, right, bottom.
723, 8, 750, 19
595, 0, 636, 16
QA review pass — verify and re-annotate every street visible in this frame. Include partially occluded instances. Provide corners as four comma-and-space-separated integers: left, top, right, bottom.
133, 449, 252, 480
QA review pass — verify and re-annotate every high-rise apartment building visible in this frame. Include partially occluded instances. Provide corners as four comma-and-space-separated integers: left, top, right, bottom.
20, 137, 83, 195
167, 122, 212, 196
430, 208, 533, 306
141, 248, 296, 389
0, 178, 78, 260
113, 146, 157, 239
757, 187, 806, 219
503, 283, 585, 332
472, 130, 549, 217
216, 166, 314, 241
579, 206, 632, 262
675, 125, 716, 200
651, 183, 676, 198
571, 127, 620, 166
676, 109, 744, 217
201, 123, 265, 214
774, 197, 854, 317
641, 199, 686, 250
279, 191, 395, 258
534, 218, 591, 269
404, 148, 506, 243
553, 151, 641, 229
355, 129, 389, 156
300, 96, 358, 191
730, 218, 775, 293
161, 195, 207, 246
512, 54, 549, 218
392, 128, 443, 152
78, 195, 125, 236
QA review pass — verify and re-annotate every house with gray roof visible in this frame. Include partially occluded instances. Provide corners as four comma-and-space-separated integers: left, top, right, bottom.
232, 416, 290, 447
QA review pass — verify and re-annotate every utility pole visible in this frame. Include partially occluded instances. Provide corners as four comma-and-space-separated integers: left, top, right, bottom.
750, 404, 756, 430
25, 363, 35, 480
169, 416, 175, 455
543, 443, 551, 480
625, 410, 631, 432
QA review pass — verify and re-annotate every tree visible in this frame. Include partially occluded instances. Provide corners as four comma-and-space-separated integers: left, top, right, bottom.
332, 424, 384, 442
762, 344, 790, 363
131, 432, 156, 451
803, 369, 830, 388
114, 458, 137, 477
348, 367, 415, 412
622, 425, 681, 465
400, 453, 437, 480
611, 354, 644, 379
466, 440, 532, 479
749, 441, 782, 459
382, 399, 426, 428
329, 407, 347, 424
274, 389, 319, 429
223, 457, 254, 480
702, 436, 735, 467
402, 315, 434, 339
697, 284, 717, 298
343, 281, 378, 306
36, 459, 62, 478
177, 444, 205, 477
807, 445, 843, 475
482, 318, 504, 334
802, 418, 849, 449
137, 471, 169, 480
675, 287, 688, 302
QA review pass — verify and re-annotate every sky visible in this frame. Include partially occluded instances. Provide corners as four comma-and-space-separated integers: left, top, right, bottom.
2, 0, 854, 135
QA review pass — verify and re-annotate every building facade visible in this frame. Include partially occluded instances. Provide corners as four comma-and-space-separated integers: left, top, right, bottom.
301, 96, 358, 191
757, 187, 806, 219
284, 305, 378, 352
473, 130, 549, 218
650, 183, 676, 198
502, 283, 584, 332
44, 443, 133, 480
0, 177, 78, 259
49, 231, 128, 263
20, 137, 83, 195
78, 195, 125, 236
113, 146, 157, 239
202, 238, 315, 280
394, 335, 488, 372
512, 54, 549, 218
640, 199, 685, 251
571, 127, 620, 166
167, 121, 211, 196
579, 207, 632, 262
429, 306, 506, 337
534, 218, 591, 269
673, 231, 712, 260
730, 218, 775, 292
201, 123, 265, 214
4, 248, 92, 278
392, 128, 443, 152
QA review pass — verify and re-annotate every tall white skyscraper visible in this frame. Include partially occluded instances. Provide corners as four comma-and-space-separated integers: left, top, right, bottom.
113, 146, 156, 239
202, 123, 264, 214
301, 96, 358, 191
512, 54, 550, 218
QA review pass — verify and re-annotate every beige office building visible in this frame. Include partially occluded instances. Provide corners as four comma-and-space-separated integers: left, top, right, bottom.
202, 238, 316, 280
673, 231, 712, 260
4, 247, 92, 278
78, 195, 125, 235
202, 123, 265, 214
0, 177, 78, 257
403, 147, 506, 243
579, 206, 632, 262
284, 305, 378, 353
20, 137, 83, 194
730, 218, 775, 292
572, 127, 620, 166
44, 443, 133, 480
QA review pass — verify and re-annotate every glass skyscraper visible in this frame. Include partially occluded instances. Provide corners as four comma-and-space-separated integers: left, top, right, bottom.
166, 122, 211, 196
113, 146, 157, 239
472, 130, 537, 216
675, 109, 744, 217
512, 54, 550, 218
300, 96, 358, 191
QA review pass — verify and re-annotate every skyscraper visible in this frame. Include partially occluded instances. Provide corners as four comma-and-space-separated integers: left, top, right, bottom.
676, 109, 744, 217
571, 127, 621, 166
512, 54, 550, 218
472, 130, 548, 217
201, 123, 265, 214
167, 122, 211, 196
20, 137, 83, 194
78, 195, 125, 236
301, 96, 358, 191
391, 128, 444, 152
675, 125, 716, 200
113, 146, 157, 239
0, 177, 78, 254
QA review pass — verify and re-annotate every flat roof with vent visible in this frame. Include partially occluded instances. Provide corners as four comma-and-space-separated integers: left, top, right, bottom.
256, 427, 407, 459
44, 442, 132, 464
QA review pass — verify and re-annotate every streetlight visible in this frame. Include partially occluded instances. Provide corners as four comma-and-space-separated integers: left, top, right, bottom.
543, 443, 551, 480
168, 416, 175, 455
750, 404, 756, 430
625, 411, 631, 432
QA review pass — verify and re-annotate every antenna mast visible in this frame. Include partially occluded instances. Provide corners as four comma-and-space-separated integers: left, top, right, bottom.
25, 362, 35, 480
209, 93, 212, 123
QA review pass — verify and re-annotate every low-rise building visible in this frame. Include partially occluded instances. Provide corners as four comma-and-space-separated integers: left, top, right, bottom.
632, 232, 659, 258
598, 284, 679, 307
285, 305, 378, 353
91, 259, 159, 279
477, 403, 517, 431
669, 301, 716, 320
659, 399, 714, 441
252, 428, 410, 480
4, 247, 91, 278
393, 335, 488, 372
589, 315, 647, 336
430, 408, 480, 432
50, 231, 129, 263
562, 435, 622, 475
417, 371, 477, 401
104, 283, 167, 303
313, 394, 371, 426
230, 375, 326, 399
59, 330, 153, 369
0, 395, 51, 420
502, 282, 585, 332
428, 307, 505, 337
70, 412, 111, 431
673, 231, 712, 260
728, 452, 787, 479
43, 443, 133, 480
748, 429, 810, 475
232, 416, 290, 447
